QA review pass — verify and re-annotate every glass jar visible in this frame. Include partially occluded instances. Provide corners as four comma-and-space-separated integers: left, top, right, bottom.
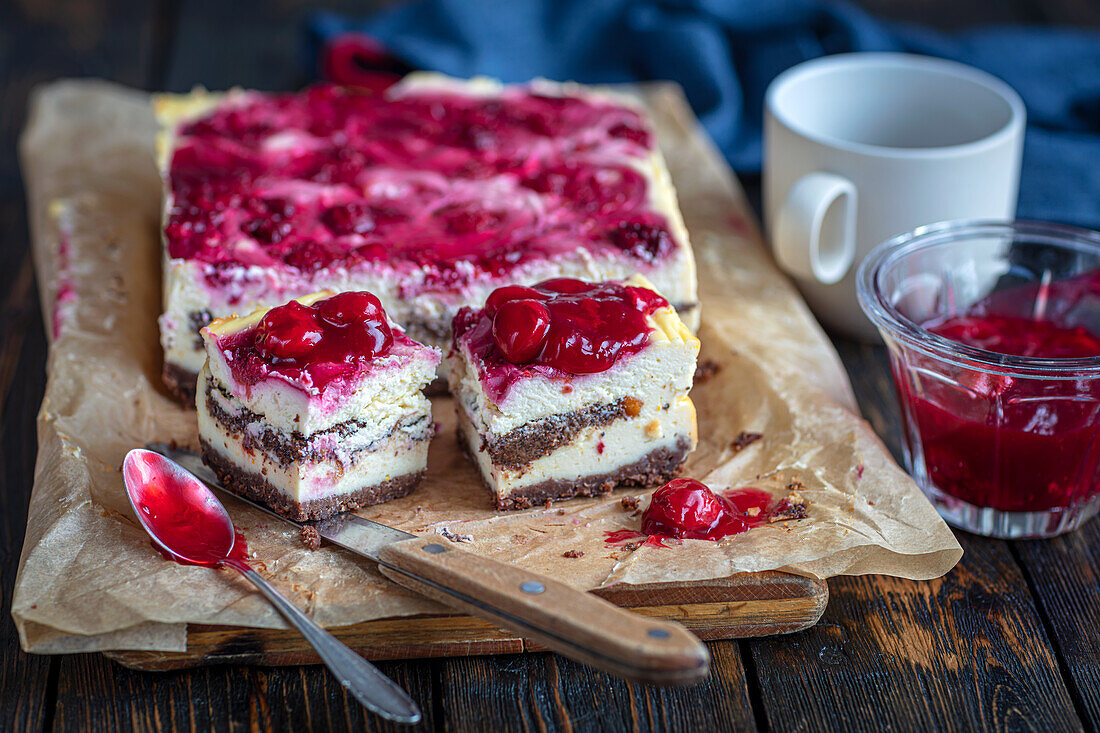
858, 220, 1100, 538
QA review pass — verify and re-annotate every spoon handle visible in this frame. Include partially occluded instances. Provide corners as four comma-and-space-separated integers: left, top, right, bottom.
224, 559, 421, 725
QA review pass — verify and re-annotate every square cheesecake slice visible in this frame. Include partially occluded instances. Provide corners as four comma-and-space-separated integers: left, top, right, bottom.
447, 275, 699, 510
197, 291, 440, 521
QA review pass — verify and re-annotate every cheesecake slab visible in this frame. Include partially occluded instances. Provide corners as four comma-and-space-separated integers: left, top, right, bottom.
447, 275, 699, 509
156, 74, 698, 402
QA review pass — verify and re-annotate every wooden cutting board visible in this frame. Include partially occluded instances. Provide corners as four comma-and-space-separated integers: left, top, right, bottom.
105, 572, 827, 670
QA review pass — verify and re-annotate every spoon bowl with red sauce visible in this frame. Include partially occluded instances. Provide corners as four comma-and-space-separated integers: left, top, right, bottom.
122, 449, 421, 724
858, 220, 1100, 538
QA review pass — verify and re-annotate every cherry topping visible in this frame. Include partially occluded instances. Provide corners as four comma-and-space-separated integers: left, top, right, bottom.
317, 291, 393, 354
285, 241, 337, 271
457, 279, 671, 401
643, 479, 731, 536
641, 479, 778, 541
439, 204, 504, 235
608, 121, 650, 146
259, 197, 296, 218
321, 202, 375, 235
484, 285, 547, 314
536, 278, 592, 294
317, 291, 384, 325
607, 482, 778, 548
245, 217, 293, 245
608, 221, 674, 263
492, 299, 551, 363
166, 84, 682, 283
256, 301, 323, 361
220, 291, 405, 394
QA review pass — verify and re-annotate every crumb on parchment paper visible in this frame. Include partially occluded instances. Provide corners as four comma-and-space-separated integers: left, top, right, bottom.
770, 487, 809, 523
435, 526, 470, 541
694, 358, 721, 383
299, 525, 321, 551
563, 549, 584, 558
730, 431, 763, 452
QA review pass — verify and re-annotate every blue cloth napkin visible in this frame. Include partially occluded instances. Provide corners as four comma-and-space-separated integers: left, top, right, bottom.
307, 1, 1100, 229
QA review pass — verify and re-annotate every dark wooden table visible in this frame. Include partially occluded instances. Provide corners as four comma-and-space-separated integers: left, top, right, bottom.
3, 1, 1099, 730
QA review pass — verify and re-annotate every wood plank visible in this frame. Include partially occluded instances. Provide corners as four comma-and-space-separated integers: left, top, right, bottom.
437, 641, 757, 732
816, 337, 1084, 729
103, 572, 826, 671
54, 653, 437, 732
0, 3, 73, 719
1012, 520, 1100, 728
0, 232, 53, 733
747, 533, 1082, 730
0, 0, 165, 197
107, 615, 525, 671
0, 0, 183, 730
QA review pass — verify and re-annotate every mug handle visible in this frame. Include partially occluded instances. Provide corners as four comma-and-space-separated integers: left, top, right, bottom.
773, 172, 857, 285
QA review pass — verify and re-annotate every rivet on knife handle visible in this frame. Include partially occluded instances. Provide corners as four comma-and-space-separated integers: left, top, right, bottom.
375, 535, 710, 685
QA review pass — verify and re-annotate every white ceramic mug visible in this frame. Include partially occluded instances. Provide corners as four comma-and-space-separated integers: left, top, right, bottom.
763, 53, 1026, 340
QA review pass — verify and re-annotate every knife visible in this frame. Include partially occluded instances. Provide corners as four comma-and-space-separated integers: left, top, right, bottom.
147, 443, 710, 684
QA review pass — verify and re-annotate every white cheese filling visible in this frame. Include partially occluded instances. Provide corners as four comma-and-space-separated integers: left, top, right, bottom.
203, 338, 438, 437
457, 394, 697, 497
197, 370, 432, 503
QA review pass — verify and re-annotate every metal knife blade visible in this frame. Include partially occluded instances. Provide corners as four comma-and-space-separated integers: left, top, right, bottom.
146, 443, 414, 560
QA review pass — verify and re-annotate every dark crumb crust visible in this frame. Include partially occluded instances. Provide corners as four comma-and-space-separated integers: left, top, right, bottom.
163, 362, 198, 406
483, 399, 630, 470
464, 435, 691, 511
203, 381, 430, 468
200, 438, 423, 521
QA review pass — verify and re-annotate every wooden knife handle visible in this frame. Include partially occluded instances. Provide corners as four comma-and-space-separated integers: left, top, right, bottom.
375, 534, 710, 685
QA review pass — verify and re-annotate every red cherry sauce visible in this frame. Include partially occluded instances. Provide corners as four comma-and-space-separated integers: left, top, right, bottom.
153, 531, 249, 567
125, 452, 250, 568
320, 33, 410, 93
215, 291, 420, 395
901, 271, 1100, 513
605, 479, 780, 547
452, 278, 669, 402
53, 224, 76, 339
165, 83, 678, 296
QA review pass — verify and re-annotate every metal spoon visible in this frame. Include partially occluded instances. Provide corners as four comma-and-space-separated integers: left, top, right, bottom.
121, 448, 421, 725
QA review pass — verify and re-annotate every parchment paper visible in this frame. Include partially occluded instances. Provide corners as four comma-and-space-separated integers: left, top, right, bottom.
12, 79, 962, 655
